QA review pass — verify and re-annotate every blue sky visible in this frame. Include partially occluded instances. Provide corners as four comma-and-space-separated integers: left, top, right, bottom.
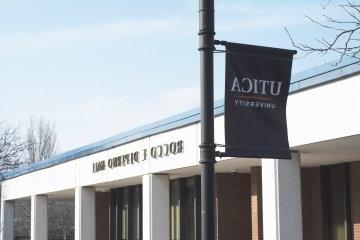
0, 0, 348, 151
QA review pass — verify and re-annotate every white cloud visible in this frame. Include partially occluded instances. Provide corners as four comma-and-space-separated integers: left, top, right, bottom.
55, 85, 199, 151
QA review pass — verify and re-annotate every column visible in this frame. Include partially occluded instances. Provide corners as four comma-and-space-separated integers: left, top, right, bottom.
142, 174, 169, 240
0, 201, 14, 240
261, 152, 303, 240
31, 195, 48, 240
75, 187, 95, 240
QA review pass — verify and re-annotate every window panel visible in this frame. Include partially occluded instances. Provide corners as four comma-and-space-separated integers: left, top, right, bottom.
132, 185, 142, 240
321, 164, 352, 240
170, 180, 181, 240
170, 176, 201, 240
109, 185, 142, 240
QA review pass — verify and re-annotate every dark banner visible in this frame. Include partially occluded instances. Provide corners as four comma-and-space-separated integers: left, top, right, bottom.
224, 42, 296, 159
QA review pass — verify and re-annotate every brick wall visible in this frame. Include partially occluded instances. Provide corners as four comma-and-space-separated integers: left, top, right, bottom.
96, 191, 109, 240
244, 163, 360, 240
301, 167, 323, 240
310, 167, 323, 240
301, 162, 360, 240
350, 161, 360, 240
301, 168, 313, 240
251, 166, 263, 240
214, 166, 324, 240
215, 173, 251, 240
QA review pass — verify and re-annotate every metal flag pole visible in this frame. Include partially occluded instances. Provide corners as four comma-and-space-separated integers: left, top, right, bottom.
198, 0, 216, 239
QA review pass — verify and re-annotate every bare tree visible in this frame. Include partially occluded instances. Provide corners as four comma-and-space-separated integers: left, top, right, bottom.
0, 122, 26, 172
26, 117, 57, 163
15, 117, 75, 240
13, 200, 31, 238
12, 116, 59, 238
286, 0, 360, 63
0, 122, 26, 236
48, 200, 75, 239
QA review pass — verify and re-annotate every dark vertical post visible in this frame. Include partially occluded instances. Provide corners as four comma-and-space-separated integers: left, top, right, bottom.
198, 0, 216, 239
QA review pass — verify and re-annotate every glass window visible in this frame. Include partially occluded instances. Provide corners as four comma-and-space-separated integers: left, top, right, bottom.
321, 164, 352, 240
120, 188, 128, 240
132, 185, 142, 240
170, 176, 201, 240
184, 178, 195, 240
170, 180, 181, 240
109, 185, 142, 240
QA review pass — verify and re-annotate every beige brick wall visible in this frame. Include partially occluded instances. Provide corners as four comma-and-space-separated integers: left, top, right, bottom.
251, 166, 263, 240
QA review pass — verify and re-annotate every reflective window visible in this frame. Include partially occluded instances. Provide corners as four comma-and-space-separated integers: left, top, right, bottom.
170, 176, 201, 240
322, 164, 352, 240
170, 180, 181, 240
109, 185, 142, 240
132, 185, 142, 240
120, 188, 128, 240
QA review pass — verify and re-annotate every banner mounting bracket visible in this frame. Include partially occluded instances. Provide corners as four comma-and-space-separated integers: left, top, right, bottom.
214, 40, 228, 46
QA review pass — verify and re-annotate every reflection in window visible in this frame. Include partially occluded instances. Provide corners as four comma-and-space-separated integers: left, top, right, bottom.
132, 185, 142, 240
321, 164, 352, 240
170, 180, 181, 240
120, 188, 128, 240
110, 185, 142, 240
170, 176, 201, 240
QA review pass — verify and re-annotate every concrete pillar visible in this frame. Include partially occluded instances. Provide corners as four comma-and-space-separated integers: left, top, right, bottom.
31, 195, 48, 240
75, 187, 95, 240
261, 152, 303, 240
142, 174, 169, 240
0, 201, 14, 240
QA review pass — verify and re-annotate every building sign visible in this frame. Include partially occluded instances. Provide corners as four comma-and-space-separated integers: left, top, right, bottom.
92, 140, 184, 173
224, 42, 296, 159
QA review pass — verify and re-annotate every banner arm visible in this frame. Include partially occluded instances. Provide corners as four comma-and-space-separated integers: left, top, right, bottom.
214, 40, 228, 46
214, 151, 227, 158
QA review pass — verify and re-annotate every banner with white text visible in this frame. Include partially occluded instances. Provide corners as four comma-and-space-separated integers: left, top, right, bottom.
224, 42, 296, 159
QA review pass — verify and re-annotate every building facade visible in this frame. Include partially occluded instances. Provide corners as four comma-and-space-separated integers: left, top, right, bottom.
1, 59, 360, 240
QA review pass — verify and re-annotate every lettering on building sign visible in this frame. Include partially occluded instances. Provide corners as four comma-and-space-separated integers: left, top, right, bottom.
92, 140, 184, 173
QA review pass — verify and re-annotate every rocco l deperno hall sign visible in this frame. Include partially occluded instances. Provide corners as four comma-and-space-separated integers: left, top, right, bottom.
92, 140, 184, 173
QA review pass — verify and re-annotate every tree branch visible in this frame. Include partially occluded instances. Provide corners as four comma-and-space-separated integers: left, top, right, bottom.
286, 1, 360, 64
